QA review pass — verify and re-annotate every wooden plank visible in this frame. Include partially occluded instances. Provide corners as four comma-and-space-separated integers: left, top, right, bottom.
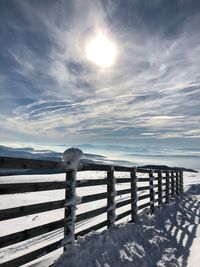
115, 209, 132, 222
149, 171, 155, 214
117, 188, 132, 196
0, 156, 60, 170
131, 170, 137, 222
138, 202, 150, 210
175, 172, 179, 195
116, 178, 131, 184
165, 171, 170, 203
76, 206, 107, 223
0, 239, 62, 267
171, 172, 175, 197
107, 170, 116, 228
138, 194, 150, 201
81, 163, 166, 173
76, 179, 107, 187
158, 171, 163, 207
137, 178, 150, 182
116, 199, 132, 209
0, 219, 64, 249
0, 199, 65, 221
0, 181, 67, 194
81, 192, 108, 204
180, 171, 184, 193
137, 186, 150, 191
64, 170, 76, 248
75, 219, 108, 237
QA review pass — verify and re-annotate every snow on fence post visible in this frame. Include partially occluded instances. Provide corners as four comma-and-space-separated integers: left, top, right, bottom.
180, 171, 184, 193
171, 171, 175, 198
149, 170, 155, 214
158, 171, 163, 207
62, 148, 83, 250
175, 171, 179, 195
131, 168, 138, 222
107, 166, 116, 228
166, 171, 170, 204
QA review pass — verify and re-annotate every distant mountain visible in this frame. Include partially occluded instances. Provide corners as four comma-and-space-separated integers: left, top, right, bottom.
0, 145, 107, 164
139, 164, 198, 173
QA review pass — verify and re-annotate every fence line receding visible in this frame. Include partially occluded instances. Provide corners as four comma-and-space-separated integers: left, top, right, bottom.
0, 156, 183, 267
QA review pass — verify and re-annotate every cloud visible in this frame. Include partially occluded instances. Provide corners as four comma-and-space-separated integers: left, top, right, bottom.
0, 0, 200, 145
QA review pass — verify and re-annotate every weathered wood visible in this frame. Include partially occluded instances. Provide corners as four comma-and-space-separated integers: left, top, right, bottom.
115, 209, 132, 222
175, 172, 179, 195
158, 171, 163, 207
137, 185, 150, 191
165, 171, 170, 203
138, 202, 150, 211
180, 171, 184, 193
171, 172, 175, 197
0, 219, 64, 249
0, 156, 60, 170
131, 170, 137, 222
64, 170, 76, 249
116, 198, 132, 209
0, 199, 65, 221
117, 188, 132, 196
76, 206, 107, 223
149, 171, 155, 214
116, 178, 131, 184
81, 163, 164, 173
81, 192, 108, 204
107, 169, 116, 228
138, 193, 150, 201
76, 179, 107, 187
75, 220, 108, 238
0, 239, 62, 267
0, 181, 67, 194
137, 178, 150, 182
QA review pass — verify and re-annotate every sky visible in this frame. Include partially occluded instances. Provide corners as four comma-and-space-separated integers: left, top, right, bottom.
0, 0, 200, 168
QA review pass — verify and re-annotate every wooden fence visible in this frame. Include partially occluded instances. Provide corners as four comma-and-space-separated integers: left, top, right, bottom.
0, 156, 184, 267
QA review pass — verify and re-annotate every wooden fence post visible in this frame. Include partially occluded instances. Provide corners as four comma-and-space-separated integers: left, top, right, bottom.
131, 169, 138, 222
175, 171, 179, 195
171, 171, 175, 198
107, 167, 116, 228
149, 171, 155, 214
64, 170, 76, 250
180, 171, 184, 193
166, 171, 170, 204
158, 171, 163, 207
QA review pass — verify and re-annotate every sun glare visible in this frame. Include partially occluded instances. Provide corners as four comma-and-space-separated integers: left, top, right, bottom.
86, 33, 117, 68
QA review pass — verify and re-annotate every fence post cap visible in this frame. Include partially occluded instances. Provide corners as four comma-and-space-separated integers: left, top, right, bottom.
62, 148, 83, 170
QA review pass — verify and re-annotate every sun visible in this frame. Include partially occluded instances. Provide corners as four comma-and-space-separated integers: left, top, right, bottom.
86, 33, 117, 68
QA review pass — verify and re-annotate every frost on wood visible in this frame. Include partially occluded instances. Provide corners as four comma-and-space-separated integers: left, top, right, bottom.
63, 148, 83, 247
65, 195, 82, 206
62, 148, 83, 170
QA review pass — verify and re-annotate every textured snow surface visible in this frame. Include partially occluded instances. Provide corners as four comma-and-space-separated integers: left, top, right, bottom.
55, 172, 200, 267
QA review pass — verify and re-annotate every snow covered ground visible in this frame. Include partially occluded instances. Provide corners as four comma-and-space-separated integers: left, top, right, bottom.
0, 171, 199, 267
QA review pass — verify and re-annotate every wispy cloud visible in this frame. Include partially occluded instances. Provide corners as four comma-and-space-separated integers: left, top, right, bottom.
0, 0, 199, 145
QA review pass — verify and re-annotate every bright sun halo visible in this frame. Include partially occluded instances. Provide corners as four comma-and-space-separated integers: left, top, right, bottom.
86, 33, 117, 68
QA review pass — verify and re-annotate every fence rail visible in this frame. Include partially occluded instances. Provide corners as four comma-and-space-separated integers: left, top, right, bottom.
0, 156, 184, 267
